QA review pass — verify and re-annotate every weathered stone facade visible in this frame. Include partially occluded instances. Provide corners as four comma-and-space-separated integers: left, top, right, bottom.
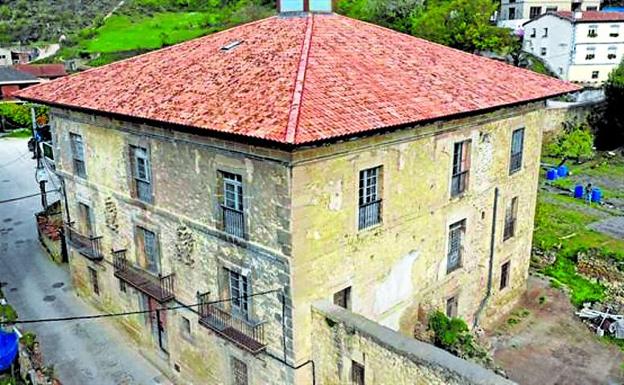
50, 100, 548, 384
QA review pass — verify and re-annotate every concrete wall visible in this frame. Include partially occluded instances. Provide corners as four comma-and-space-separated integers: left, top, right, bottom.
290, 103, 547, 377
50, 109, 295, 385
311, 301, 516, 385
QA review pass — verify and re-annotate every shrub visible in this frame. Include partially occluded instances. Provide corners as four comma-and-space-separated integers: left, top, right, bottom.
546, 120, 594, 162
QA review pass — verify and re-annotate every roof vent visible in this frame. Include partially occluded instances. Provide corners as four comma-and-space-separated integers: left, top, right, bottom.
221, 40, 243, 51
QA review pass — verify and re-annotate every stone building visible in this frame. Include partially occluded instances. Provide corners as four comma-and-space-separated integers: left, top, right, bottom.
18, 2, 577, 384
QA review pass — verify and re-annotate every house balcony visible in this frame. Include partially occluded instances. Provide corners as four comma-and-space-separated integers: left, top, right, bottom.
113, 250, 175, 303
198, 294, 266, 354
65, 223, 103, 261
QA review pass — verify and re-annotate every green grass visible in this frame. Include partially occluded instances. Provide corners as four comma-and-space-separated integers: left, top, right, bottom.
542, 257, 605, 306
83, 12, 219, 53
3, 128, 32, 138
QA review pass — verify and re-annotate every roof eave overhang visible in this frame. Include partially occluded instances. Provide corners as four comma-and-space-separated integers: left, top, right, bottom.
17, 88, 578, 151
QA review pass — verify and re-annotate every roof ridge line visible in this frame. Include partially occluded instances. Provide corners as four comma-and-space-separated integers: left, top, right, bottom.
285, 13, 314, 144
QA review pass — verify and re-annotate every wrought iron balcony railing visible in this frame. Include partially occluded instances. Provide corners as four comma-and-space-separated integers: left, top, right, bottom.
198, 293, 266, 354
222, 206, 245, 238
113, 250, 175, 303
358, 200, 381, 230
65, 223, 103, 261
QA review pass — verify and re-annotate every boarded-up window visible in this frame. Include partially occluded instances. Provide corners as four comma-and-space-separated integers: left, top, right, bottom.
70, 133, 86, 178
89, 267, 99, 295
503, 197, 519, 240
446, 296, 458, 318
447, 220, 466, 273
136, 226, 160, 274
78, 202, 93, 236
231, 357, 248, 385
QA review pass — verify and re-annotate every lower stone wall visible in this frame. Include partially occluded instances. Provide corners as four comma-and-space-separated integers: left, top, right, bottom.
311, 301, 516, 385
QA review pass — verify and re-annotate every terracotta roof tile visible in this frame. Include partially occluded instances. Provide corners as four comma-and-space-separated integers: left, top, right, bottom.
556, 10, 624, 22
17, 13, 579, 145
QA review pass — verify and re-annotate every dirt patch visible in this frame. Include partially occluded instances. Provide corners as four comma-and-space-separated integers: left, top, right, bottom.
486, 275, 624, 385
589, 216, 624, 239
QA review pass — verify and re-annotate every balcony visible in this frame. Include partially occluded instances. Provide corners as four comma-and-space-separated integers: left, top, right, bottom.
113, 250, 175, 303
65, 223, 103, 261
198, 294, 266, 354
358, 200, 381, 230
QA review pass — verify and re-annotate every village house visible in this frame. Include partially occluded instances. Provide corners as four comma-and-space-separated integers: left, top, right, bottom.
497, 0, 600, 29
14, 64, 67, 81
523, 11, 624, 84
0, 66, 41, 100
17, 1, 577, 384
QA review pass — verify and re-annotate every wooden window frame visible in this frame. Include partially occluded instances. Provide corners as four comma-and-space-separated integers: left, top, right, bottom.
130, 145, 153, 204
509, 128, 525, 174
500, 261, 511, 290
447, 219, 466, 273
503, 197, 519, 241
352, 360, 365, 385
358, 166, 382, 230
451, 140, 471, 197
70, 133, 86, 179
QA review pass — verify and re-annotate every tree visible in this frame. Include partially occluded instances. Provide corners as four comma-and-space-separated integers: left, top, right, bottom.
409, 0, 510, 53
594, 59, 624, 150
546, 120, 595, 162
337, 0, 421, 32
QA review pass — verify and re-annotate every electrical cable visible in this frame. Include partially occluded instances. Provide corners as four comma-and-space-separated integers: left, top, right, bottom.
0, 189, 61, 205
0, 289, 280, 326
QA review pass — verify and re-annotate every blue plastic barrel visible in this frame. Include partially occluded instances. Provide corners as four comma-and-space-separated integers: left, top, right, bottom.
592, 188, 602, 203
557, 165, 569, 177
546, 169, 558, 180
0, 330, 18, 371
574, 185, 584, 198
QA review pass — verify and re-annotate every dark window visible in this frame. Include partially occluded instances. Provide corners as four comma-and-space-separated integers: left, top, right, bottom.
447, 220, 466, 273
546, 6, 557, 12
231, 357, 248, 385
358, 167, 382, 230
70, 133, 86, 178
119, 279, 127, 293
451, 140, 470, 197
221, 172, 245, 238
592, 71, 600, 79
586, 6, 597, 10
509, 128, 524, 174
540, 47, 547, 56
588, 26, 598, 37
543, 28, 548, 37
608, 48, 617, 59
586, 47, 596, 60
530, 28, 536, 37
130, 146, 152, 203
136, 227, 160, 274
181, 316, 191, 337
89, 267, 99, 295
508, 7, 516, 19
334, 287, 352, 310
500, 261, 511, 290
352, 361, 365, 385
529, 6, 542, 18
610, 26, 620, 37
228, 269, 249, 319
446, 296, 458, 318
504, 197, 519, 240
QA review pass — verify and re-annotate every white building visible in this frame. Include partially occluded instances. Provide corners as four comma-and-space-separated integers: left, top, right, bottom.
498, 0, 600, 29
523, 11, 624, 84
0, 48, 11, 66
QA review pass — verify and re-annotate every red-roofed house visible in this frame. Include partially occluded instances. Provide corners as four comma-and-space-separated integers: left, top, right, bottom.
17, 2, 577, 384
524, 11, 624, 83
14, 64, 67, 80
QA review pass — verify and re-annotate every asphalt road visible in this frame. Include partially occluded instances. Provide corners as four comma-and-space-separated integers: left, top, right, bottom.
0, 137, 167, 385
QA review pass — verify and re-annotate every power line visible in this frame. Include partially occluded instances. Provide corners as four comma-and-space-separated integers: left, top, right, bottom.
0, 289, 281, 326
0, 189, 61, 205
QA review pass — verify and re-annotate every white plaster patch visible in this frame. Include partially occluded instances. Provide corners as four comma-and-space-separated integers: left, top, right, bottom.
397, 143, 409, 171
194, 149, 201, 175
373, 250, 419, 317
244, 159, 254, 182
327, 179, 343, 211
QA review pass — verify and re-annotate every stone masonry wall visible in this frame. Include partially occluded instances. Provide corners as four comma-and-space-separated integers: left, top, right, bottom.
311, 301, 516, 385
50, 109, 295, 385
290, 102, 548, 380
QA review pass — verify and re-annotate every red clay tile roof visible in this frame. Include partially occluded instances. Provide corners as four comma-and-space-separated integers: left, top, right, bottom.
15, 64, 67, 79
16, 14, 578, 145
555, 10, 624, 22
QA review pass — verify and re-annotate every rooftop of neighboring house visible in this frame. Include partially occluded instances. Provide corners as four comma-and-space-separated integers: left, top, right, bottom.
16, 13, 578, 146
0, 66, 40, 85
14, 64, 67, 79
545, 10, 624, 23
